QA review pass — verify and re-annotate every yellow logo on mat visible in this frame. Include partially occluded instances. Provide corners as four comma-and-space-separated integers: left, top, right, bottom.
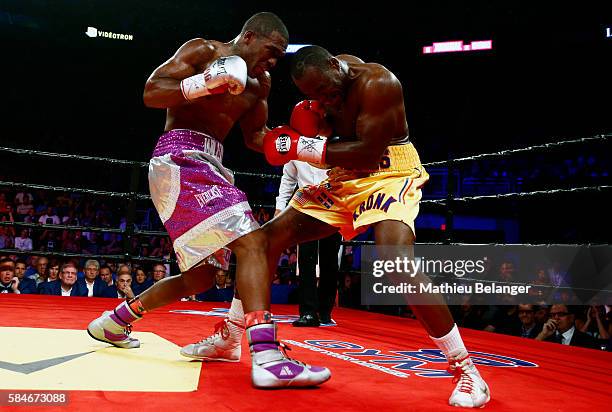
0, 327, 201, 392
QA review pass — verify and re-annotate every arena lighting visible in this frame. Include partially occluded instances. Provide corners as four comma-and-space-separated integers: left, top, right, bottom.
286, 44, 311, 53
422, 39, 493, 54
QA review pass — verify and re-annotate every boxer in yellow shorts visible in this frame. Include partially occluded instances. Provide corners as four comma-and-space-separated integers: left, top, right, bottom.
290, 143, 429, 240
259, 46, 491, 408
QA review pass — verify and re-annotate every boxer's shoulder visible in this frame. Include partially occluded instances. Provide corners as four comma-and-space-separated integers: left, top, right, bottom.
176, 38, 222, 68
178, 38, 217, 54
358, 63, 401, 92
336, 54, 365, 64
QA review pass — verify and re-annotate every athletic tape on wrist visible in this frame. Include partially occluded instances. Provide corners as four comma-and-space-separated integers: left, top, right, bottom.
180, 73, 209, 101
297, 136, 327, 164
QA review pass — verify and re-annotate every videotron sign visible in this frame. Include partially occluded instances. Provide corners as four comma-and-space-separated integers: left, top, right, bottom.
85, 27, 134, 41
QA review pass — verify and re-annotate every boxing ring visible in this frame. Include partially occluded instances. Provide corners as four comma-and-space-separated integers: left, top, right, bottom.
0, 134, 611, 410
0, 295, 611, 411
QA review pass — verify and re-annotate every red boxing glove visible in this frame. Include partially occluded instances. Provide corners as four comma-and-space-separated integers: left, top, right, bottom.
263, 125, 327, 166
290, 100, 332, 138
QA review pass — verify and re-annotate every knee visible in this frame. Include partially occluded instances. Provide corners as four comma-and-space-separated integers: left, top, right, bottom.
232, 230, 268, 257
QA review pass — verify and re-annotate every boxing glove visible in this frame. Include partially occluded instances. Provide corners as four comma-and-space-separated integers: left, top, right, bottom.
263, 125, 327, 166
180, 55, 247, 101
290, 100, 332, 137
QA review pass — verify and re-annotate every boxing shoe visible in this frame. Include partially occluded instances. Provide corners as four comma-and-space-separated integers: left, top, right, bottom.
87, 302, 141, 349
447, 352, 491, 408
180, 319, 244, 362
248, 323, 331, 388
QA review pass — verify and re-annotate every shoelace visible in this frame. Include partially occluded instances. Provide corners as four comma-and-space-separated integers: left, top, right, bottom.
197, 319, 246, 345
448, 358, 475, 394
278, 341, 307, 367
197, 319, 229, 344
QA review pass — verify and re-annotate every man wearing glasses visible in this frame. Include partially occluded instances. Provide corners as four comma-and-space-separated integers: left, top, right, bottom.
151, 264, 167, 283
511, 304, 543, 339
535, 304, 599, 349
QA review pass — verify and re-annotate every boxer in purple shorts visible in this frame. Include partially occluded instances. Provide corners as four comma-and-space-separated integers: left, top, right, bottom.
87, 12, 330, 388
148, 129, 253, 272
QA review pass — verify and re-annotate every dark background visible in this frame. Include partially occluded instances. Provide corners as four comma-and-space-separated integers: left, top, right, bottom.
1, 0, 611, 242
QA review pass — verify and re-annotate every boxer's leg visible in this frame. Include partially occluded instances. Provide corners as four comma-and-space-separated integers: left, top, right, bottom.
182, 207, 339, 388
88, 263, 217, 349
262, 206, 339, 282
374, 220, 490, 408
181, 233, 270, 363
139, 264, 215, 310
373, 220, 453, 336
229, 224, 333, 388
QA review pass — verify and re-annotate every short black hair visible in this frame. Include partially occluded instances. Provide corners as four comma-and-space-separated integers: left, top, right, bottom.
290, 45, 333, 79
241, 12, 288, 40
0, 257, 14, 266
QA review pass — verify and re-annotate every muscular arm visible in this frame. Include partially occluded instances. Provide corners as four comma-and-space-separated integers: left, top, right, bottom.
240, 72, 272, 152
325, 72, 406, 169
143, 39, 216, 108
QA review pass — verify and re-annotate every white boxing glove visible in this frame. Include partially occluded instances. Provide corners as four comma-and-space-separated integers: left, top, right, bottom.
180, 55, 247, 101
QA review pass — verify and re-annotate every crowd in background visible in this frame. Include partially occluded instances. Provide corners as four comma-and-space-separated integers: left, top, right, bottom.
1, 186, 610, 352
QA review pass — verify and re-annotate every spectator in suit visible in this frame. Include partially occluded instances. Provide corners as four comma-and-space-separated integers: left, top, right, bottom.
78, 259, 108, 297
195, 269, 234, 302
510, 304, 543, 339
131, 267, 153, 296
99, 264, 114, 287
24, 255, 38, 277
14, 259, 37, 294
39, 262, 87, 296
0, 258, 20, 294
535, 304, 600, 349
102, 270, 134, 299
37, 258, 61, 294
